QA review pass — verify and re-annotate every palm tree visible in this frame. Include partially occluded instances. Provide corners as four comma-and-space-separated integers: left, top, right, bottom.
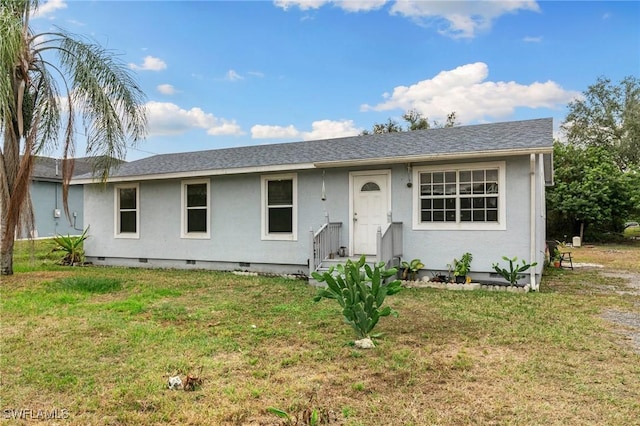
1, 0, 147, 275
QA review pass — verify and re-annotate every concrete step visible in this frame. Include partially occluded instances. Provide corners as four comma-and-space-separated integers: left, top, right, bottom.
309, 256, 378, 286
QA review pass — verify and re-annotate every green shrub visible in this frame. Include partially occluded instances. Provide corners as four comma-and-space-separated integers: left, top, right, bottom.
312, 255, 402, 340
453, 252, 473, 277
400, 258, 424, 280
492, 256, 538, 286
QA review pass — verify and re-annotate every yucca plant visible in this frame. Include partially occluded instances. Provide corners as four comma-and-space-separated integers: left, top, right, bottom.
312, 255, 402, 340
51, 227, 89, 265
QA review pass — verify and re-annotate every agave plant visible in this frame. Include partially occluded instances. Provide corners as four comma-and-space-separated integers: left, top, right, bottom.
51, 227, 89, 265
312, 255, 402, 340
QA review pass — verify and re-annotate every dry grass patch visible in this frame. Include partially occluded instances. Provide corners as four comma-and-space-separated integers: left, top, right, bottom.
571, 241, 640, 273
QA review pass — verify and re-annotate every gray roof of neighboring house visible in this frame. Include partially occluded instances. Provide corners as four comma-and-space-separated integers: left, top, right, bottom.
76, 118, 553, 181
32, 156, 95, 181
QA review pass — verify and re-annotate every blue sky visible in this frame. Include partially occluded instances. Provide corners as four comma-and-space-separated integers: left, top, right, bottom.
32, 0, 640, 161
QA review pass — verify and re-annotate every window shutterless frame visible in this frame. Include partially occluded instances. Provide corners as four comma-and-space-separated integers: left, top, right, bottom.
261, 173, 297, 241
412, 161, 506, 231
114, 183, 139, 238
181, 179, 211, 239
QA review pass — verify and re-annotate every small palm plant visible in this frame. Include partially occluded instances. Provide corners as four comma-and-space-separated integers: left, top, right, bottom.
51, 227, 89, 265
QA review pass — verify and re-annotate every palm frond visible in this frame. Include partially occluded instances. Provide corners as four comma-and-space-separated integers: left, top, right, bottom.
57, 31, 147, 179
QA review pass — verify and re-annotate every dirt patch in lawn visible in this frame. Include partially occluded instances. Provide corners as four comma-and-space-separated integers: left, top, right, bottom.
598, 270, 640, 354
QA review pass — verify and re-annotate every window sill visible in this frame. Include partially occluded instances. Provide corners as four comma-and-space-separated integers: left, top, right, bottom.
181, 233, 211, 240
261, 234, 297, 241
115, 233, 139, 239
412, 222, 506, 231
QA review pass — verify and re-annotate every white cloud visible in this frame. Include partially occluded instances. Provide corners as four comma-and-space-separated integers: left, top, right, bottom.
275, 1, 539, 38
129, 56, 167, 71
32, 0, 67, 18
225, 70, 244, 81
146, 101, 243, 137
274, 0, 329, 11
275, 0, 387, 12
251, 119, 361, 140
390, 1, 540, 38
252, 124, 300, 139
301, 119, 362, 140
523, 35, 542, 42
361, 62, 580, 123
337, 0, 388, 12
156, 84, 177, 95
393, 1, 541, 38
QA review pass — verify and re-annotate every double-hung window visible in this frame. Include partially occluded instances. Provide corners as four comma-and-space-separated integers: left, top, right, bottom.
115, 184, 139, 238
181, 179, 210, 238
261, 174, 297, 241
413, 162, 506, 230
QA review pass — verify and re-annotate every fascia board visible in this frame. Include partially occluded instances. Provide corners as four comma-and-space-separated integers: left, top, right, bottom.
313, 147, 553, 168
71, 162, 317, 185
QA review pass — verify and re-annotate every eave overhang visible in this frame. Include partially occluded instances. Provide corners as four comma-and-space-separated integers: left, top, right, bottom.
71, 147, 552, 185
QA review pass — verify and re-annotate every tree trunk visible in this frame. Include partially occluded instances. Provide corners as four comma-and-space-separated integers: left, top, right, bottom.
1, 163, 17, 275
1, 159, 16, 275
1, 89, 21, 276
0, 235, 15, 276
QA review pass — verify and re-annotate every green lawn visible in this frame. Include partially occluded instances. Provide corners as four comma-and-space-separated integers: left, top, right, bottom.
1, 241, 639, 425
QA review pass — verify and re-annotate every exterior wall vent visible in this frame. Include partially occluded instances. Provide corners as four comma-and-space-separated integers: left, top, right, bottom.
139, 258, 148, 263
186, 260, 196, 265
239, 262, 251, 268
97, 257, 105, 261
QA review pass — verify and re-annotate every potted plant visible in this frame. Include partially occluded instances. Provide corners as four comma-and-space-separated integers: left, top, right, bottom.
401, 258, 424, 281
453, 252, 473, 284
551, 248, 561, 267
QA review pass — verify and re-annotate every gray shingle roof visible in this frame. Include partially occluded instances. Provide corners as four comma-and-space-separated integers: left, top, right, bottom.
32, 156, 95, 181
79, 118, 552, 180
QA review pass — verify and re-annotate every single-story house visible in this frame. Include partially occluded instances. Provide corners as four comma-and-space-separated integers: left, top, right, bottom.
20, 156, 92, 239
73, 118, 553, 290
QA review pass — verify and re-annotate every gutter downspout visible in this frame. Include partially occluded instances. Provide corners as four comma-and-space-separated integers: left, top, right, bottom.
530, 154, 538, 291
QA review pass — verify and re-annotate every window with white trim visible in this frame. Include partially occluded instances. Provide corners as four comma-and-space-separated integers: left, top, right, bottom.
115, 184, 139, 238
262, 174, 297, 240
181, 179, 210, 238
413, 162, 506, 230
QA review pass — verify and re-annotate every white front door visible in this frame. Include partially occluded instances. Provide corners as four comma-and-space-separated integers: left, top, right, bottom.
352, 172, 390, 255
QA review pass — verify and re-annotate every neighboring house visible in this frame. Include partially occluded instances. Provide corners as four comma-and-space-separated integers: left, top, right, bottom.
73, 118, 553, 289
22, 156, 93, 238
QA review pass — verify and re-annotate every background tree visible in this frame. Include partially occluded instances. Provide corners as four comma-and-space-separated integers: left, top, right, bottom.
546, 141, 640, 241
562, 76, 640, 171
362, 110, 458, 135
1, 0, 147, 275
